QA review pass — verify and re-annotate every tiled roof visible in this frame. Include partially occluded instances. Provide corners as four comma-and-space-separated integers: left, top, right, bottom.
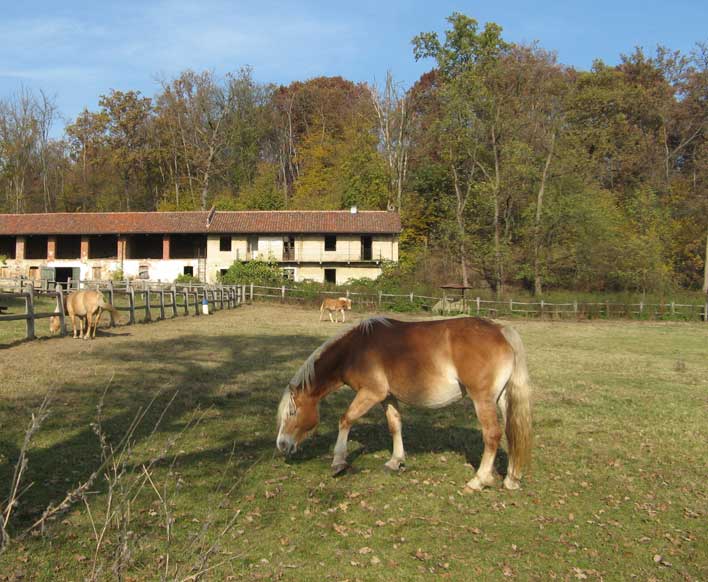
0, 210, 401, 235
208, 211, 401, 234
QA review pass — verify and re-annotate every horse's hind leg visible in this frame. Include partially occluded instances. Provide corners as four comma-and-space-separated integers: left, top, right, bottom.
465, 396, 502, 492
382, 397, 405, 471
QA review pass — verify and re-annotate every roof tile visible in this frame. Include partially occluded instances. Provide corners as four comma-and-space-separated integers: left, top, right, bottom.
0, 210, 401, 236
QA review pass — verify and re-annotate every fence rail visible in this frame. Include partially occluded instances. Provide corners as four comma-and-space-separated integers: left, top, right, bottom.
237, 282, 708, 322
0, 278, 246, 341
1, 277, 706, 342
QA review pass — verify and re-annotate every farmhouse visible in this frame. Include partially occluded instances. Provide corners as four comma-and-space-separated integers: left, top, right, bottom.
0, 208, 401, 285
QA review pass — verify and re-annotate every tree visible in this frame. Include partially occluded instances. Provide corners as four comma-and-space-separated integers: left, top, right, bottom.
368, 72, 411, 210
413, 12, 511, 291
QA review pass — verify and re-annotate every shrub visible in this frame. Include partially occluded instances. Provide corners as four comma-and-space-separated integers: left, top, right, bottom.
175, 273, 201, 284
220, 258, 283, 287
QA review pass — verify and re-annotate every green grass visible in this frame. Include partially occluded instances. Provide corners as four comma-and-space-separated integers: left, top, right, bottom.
0, 304, 706, 580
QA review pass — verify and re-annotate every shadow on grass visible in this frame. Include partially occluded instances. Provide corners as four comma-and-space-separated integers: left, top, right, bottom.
1, 329, 504, 529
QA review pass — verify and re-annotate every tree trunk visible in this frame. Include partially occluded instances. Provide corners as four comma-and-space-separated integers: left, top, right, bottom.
533, 131, 556, 296
491, 123, 502, 298
451, 164, 470, 287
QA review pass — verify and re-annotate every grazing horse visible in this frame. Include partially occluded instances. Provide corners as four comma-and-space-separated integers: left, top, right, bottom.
319, 297, 352, 323
50, 290, 119, 339
277, 316, 532, 492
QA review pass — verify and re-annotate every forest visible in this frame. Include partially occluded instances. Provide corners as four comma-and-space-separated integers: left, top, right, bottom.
0, 13, 706, 295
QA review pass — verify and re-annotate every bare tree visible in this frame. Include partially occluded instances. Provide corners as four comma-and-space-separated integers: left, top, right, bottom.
0, 88, 39, 213
368, 72, 411, 210
37, 91, 58, 212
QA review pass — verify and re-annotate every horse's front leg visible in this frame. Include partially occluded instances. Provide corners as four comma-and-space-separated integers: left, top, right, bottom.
382, 397, 405, 472
92, 308, 102, 338
83, 313, 92, 340
332, 389, 384, 475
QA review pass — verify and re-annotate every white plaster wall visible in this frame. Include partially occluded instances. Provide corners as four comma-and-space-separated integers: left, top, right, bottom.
256, 237, 283, 260
121, 259, 199, 282
206, 235, 249, 280
296, 265, 382, 284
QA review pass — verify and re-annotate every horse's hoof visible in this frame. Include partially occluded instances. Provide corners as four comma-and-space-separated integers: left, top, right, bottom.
331, 463, 349, 477
464, 477, 486, 493
383, 460, 405, 473
503, 477, 521, 490
462, 484, 481, 495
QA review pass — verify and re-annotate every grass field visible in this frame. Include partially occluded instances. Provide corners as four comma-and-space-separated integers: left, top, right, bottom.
0, 303, 706, 581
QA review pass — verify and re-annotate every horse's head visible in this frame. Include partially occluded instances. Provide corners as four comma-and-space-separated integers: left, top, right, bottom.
49, 315, 61, 335
339, 297, 352, 310
276, 385, 320, 456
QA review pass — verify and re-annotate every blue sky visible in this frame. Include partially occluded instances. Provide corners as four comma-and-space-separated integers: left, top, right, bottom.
1, 0, 706, 134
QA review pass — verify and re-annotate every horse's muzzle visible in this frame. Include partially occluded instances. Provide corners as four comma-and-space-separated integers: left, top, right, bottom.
276, 436, 296, 456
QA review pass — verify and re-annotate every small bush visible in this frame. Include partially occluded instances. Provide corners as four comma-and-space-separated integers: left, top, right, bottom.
176, 273, 201, 284
220, 258, 283, 287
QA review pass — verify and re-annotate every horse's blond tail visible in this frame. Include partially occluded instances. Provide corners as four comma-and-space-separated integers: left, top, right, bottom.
501, 326, 533, 479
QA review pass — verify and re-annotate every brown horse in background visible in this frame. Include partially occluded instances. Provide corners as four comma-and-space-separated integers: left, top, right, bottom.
319, 297, 352, 323
277, 316, 532, 492
50, 290, 120, 339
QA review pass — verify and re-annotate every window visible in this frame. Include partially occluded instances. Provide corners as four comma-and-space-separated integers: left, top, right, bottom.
361, 236, 372, 261
220, 268, 229, 278
324, 235, 336, 252
282, 268, 295, 281
247, 235, 258, 257
324, 268, 336, 284
220, 236, 231, 252
183, 266, 194, 277
283, 236, 295, 261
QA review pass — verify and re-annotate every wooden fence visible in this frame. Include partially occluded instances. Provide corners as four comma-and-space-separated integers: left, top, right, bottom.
0, 279, 247, 341
1, 277, 706, 342
241, 283, 708, 322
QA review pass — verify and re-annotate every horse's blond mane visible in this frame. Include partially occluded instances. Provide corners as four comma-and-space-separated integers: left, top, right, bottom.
289, 317, 392, 394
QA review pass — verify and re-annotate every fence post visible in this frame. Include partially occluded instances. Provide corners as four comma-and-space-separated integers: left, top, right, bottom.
250, 283, 254, 302
145, 289, 152, 321
670, 301, 675, 316
24, 282, 35, 340
159, 289, 166, 320
183, 288, 189, 315
540, 299, 544, 319
170, 285, 177, 317
639, 301, 644, 319
410, 292, 414, 303
476, 296, 480, 315
509, 298, 513, 314
378, 290, 382, 308
193, 291, 200, 316
128, 284, 136, 324
573, 300, 578, 318
281, 285, 286, 302
55, 283, 66, 337
704, 298, 708, 323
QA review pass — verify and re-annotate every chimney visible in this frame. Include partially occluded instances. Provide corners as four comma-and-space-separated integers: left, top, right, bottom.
350, 206, 358, 214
